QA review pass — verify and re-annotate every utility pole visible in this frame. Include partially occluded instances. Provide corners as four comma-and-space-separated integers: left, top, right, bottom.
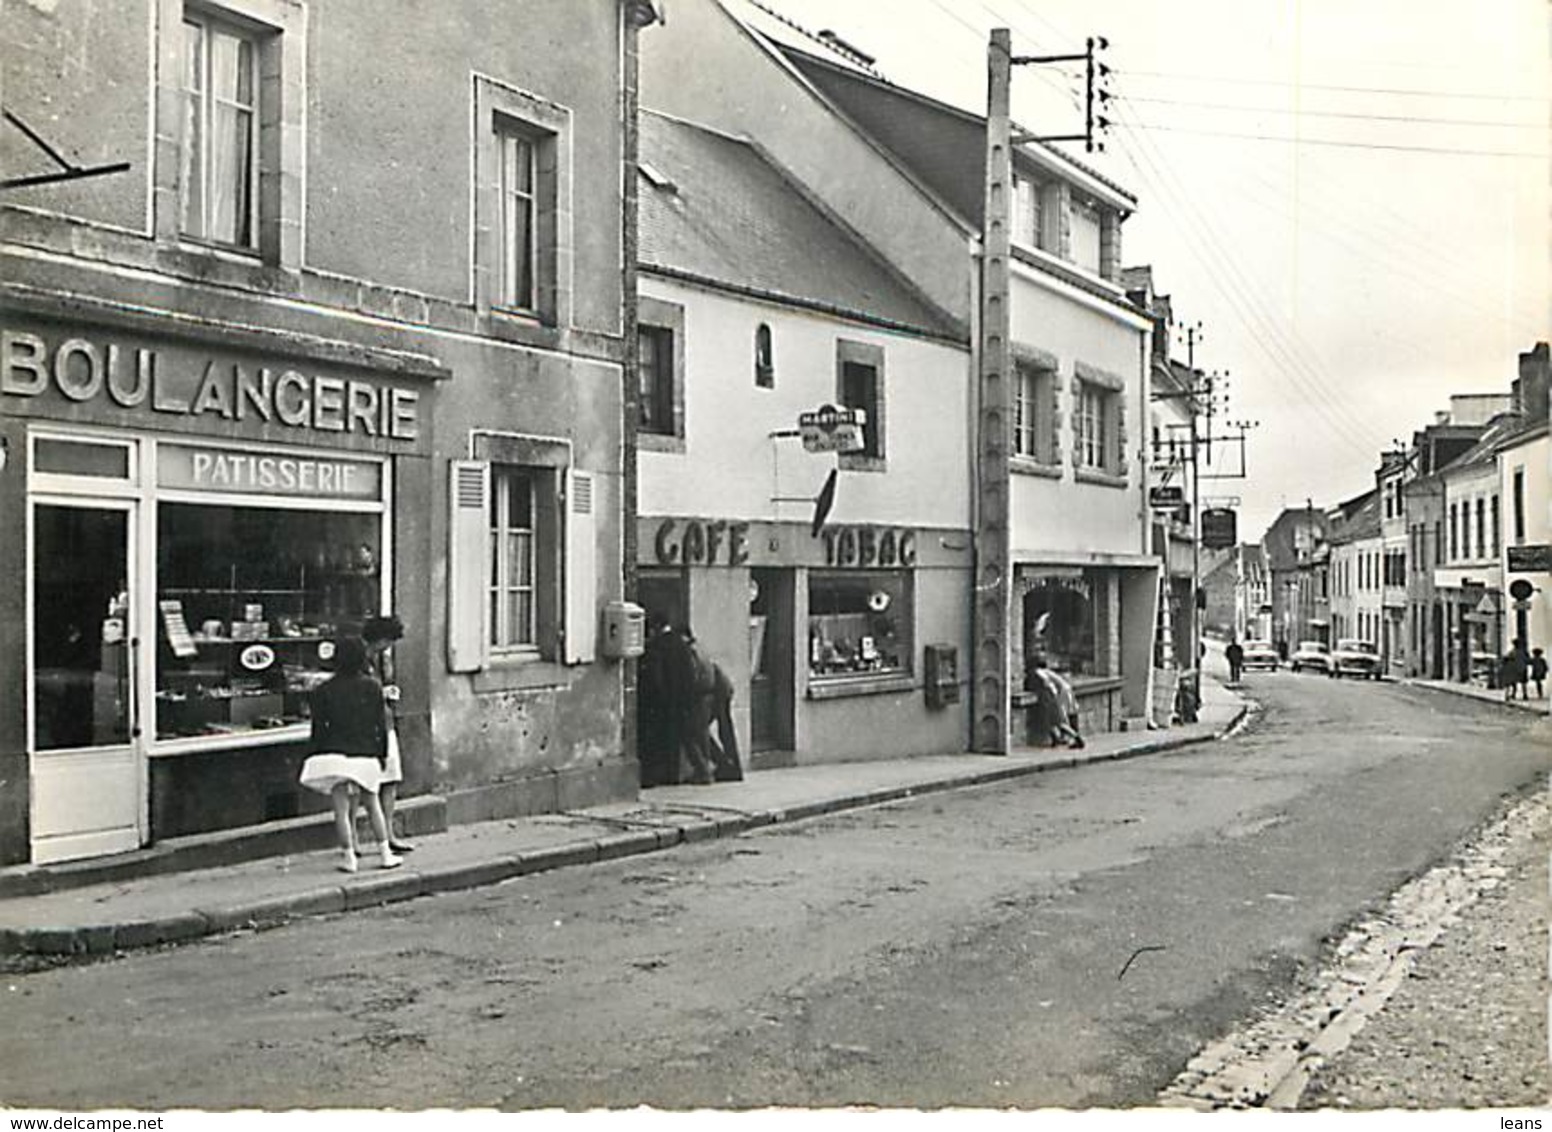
974, 28, 1112, 754
973, 28, 1014, 754
1183, 323, 1203, 671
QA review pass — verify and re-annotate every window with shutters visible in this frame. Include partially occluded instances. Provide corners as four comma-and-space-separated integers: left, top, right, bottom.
490, 469, 538, 653
447, 446, 592, 676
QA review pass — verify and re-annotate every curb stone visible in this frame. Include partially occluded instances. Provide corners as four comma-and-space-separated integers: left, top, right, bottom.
0, 706, 1249, 957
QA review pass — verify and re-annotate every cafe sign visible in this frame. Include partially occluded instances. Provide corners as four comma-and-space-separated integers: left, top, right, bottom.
3, 328, 420, 441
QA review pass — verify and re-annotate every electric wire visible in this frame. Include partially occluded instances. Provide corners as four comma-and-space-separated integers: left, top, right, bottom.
1118, 68, 1548, 103
1119, 93, 1547, 130
1117, 120, 1549, 159
1107, 99, 1387, 457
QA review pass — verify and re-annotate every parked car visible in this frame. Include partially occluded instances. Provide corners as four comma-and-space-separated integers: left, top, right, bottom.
1289, 639, 1333, 675
1332, 638, 1381, 680
1241, 640, 1280, 671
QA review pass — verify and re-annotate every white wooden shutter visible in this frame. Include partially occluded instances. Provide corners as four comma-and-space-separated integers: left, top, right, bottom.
563, 468, 597, 664
447, 459, 490, 673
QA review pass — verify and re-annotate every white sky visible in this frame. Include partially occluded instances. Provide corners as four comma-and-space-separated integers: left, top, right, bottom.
752, 0, 1551, 537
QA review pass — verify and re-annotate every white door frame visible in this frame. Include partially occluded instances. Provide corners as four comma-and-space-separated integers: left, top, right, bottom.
27, 492, 147, 864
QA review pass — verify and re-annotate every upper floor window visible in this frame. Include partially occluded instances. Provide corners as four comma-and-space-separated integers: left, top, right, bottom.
180, 13, 257, 248
1512, 467, 1526, 541
638, 324, 675, 435
1490, 494, 1500, 557
156, 0, 304, 267
1474, 498, 1485, 560
1012, 173, 1044, 249
755, 324, 774, 388
837, 340, 885, 471
1070, 200, 1102, 274
499, 130, 538, 310
1449, 502, 1459, 560
1012, 356, 1057, 466
1070, 364, 1128, 482
474, 77, 572, 327
1077, 384, 1106, 468
637, 296, 685, 450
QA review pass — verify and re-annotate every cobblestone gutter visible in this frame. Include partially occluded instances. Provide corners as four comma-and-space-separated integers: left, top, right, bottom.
1158, 782, 1550, 1110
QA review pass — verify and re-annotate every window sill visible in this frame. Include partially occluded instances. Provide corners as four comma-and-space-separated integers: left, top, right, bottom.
472, 657, 569, 694
806, 672, 915, 700
638, 432, 686, 454
1011, 457, 1062, 479
484, 309, 566, 352
150, 723, 310, 757
1074, 467, 1129, 489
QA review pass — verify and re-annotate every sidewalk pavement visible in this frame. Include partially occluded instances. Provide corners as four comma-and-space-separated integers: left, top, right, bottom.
0, 678, 1247, 959
1403, 677, 1550, 716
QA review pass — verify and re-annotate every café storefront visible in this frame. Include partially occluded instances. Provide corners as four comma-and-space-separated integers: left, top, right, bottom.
636, 513, 972, 772
1, 316, 438, 865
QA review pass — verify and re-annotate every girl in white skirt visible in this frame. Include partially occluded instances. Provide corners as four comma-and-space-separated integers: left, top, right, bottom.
299, 636, 402, 873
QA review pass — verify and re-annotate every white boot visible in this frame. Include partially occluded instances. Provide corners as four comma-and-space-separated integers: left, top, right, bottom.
379, 847, 403, 870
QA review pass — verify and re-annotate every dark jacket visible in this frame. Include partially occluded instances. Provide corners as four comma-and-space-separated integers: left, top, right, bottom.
309, 671, 388, 762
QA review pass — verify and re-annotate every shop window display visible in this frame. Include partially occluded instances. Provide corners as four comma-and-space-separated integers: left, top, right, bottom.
155, 503, 382, 741
1023, 573, 1097, 676
808, 571, 911, 679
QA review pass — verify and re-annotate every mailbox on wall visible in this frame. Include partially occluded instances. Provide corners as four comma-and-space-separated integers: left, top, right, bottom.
602, 601, 645, 659
924, 643, 960, 709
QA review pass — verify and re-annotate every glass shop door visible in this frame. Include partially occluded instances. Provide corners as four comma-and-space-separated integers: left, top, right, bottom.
30, 498, 144, 863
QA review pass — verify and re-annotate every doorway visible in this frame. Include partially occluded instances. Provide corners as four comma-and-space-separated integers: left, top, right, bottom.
30, 499, 144, 863
749, 568, 793, 758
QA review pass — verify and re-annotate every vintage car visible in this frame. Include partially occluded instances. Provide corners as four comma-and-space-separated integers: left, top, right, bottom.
1240, 640, 1280, 671
1289, 639, 1333, 675
1332, 638, 1382, 680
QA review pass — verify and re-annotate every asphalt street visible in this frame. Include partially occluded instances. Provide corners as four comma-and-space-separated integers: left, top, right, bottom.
1, 668, 1545, 1110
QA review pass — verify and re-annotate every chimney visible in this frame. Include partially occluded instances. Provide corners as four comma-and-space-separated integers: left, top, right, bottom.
1514, 341, 1550, 421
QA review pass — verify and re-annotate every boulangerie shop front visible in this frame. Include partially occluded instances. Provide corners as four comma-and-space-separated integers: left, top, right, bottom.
0, 316, 438, 865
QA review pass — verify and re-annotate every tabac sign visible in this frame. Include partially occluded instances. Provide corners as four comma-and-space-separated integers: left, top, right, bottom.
2, 326, 423, 444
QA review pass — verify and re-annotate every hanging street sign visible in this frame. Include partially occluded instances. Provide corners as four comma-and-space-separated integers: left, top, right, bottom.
1201, 507, 1238, 549
1148, 484, 1185, 510
799, 404, 866, 453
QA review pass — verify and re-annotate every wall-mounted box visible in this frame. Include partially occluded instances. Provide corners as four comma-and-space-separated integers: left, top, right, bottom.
602, 600, 646, 659
923, 643, 959, 708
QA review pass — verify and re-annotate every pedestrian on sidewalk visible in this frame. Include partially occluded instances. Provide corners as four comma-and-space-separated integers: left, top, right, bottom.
363, 614, 415, 855
1511, 638, 1532, 700
1500, 644, 1527, 701
707, 657, 744, 781
1225, 638, 1245, 685
299, 636, 401, 873
680, 628, 742, 785
638, 617, 685, 787
1026, 654, 1082, 748
1530, 648, 1547, 699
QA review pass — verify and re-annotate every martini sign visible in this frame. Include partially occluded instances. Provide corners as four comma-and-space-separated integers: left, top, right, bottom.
799, 404, 866, 454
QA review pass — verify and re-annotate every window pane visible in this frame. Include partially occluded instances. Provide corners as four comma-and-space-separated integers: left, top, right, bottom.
505, 474, 532, 528
808, 570, 912, 678
511, 532, 532, 586
210, 103, 252, 245
501, 135, 536, 308
210, 31, 247, 103
155, 504, 381, 741
513, 592, 534, 645
34, 438, 130, 479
